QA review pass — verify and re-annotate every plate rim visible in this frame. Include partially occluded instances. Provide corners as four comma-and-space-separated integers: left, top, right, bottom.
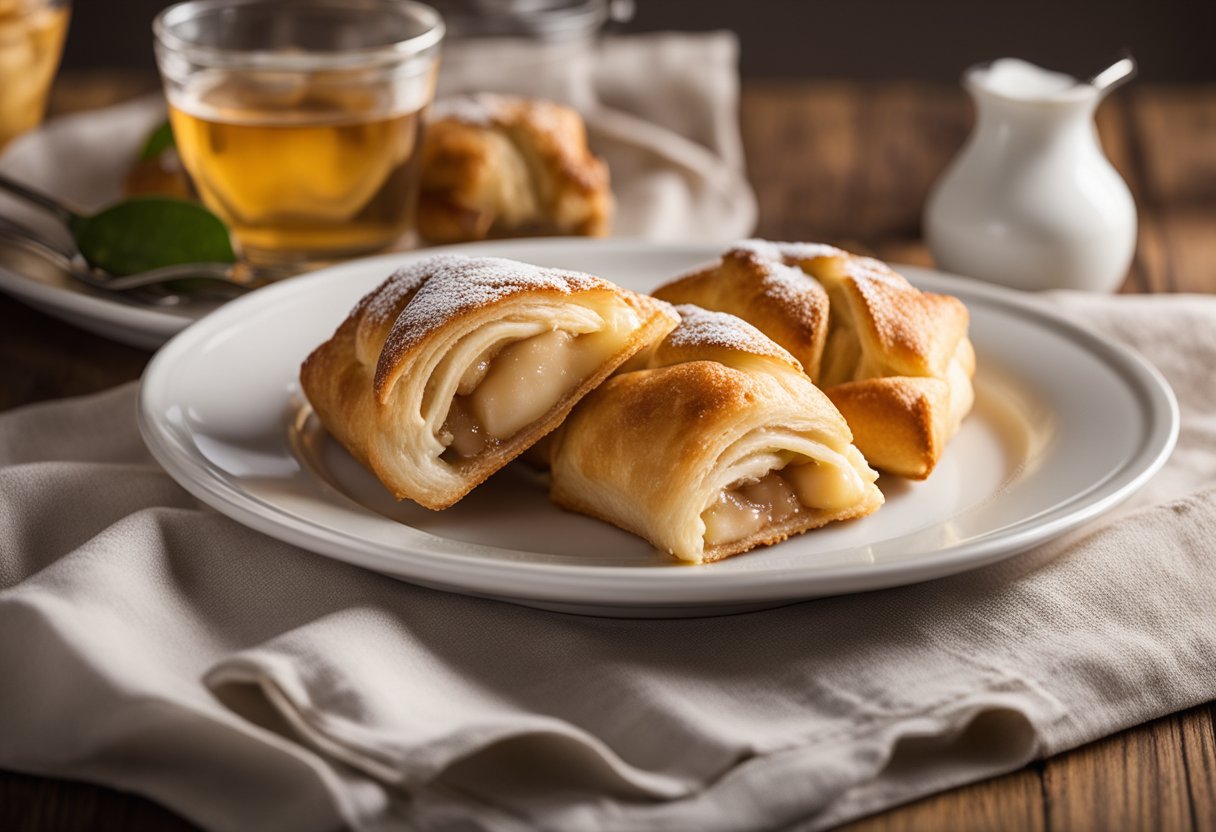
136, 238, 1180, 607
0, 258, 196, 333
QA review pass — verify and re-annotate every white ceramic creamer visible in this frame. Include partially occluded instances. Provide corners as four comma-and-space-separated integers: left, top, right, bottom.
926, 59, 1137, 292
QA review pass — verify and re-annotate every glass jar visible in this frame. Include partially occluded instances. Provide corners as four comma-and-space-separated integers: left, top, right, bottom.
0, 0, 71, 153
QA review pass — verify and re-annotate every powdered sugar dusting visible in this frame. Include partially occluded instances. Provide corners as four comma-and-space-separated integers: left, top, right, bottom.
848, 255, 914, 289
720, 247, 829, 332
847, 258, 947, 366
667, 304, 801, 369
733, 239, 842, 265
433, 94, 575, 143
431, 94, 505, 126
377, 254, 610, 365
663, 239, 968, 387
755, 255, 822, 307
734, 240, 933, 340
357, 254, 470, 332
520, 98, 570, 136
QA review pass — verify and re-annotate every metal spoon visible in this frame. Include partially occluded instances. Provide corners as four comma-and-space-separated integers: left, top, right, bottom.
1087, 52, 1137, 95
0, 218, 260, 299
0, 173, 279, 291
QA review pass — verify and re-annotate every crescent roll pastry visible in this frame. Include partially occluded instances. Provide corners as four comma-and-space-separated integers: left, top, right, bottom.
417, 95, 613, 244
550, 306, 883, 564
653, 241, 976, 479
301, 255, 678, 509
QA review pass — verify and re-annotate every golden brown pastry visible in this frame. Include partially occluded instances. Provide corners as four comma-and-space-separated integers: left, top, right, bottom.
416, 95, 613, 244
301, 254, 677, 509
550, 305, 883, 563
653, 242, 975, 479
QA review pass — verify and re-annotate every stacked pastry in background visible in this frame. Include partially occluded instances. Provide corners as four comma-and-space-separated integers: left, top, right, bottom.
417, 95, 614, 244
301, 243, 975, 563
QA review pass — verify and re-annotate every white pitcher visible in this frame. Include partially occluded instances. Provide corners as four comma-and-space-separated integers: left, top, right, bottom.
925, 58, 1137, 292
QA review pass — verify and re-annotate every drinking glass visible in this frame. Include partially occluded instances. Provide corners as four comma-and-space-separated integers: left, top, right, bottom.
154, 0, 444, 266
0, 0, 70, 153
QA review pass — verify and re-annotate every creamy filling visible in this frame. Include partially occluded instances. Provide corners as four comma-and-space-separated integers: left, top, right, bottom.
783, 460, 866, 513
441, 396, 495, 459
702, 472, 803, 547
438, 328, 615, 462
700, 460, 866, 547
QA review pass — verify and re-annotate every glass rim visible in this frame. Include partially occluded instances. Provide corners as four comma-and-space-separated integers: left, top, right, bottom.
153, 0, 445, 70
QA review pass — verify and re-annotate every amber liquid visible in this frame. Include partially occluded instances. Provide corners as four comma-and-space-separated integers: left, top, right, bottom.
169, 78, 427, 263
0, 1, 69, 152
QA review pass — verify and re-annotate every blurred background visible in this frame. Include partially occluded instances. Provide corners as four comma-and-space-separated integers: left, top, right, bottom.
62, 0, 1216, 82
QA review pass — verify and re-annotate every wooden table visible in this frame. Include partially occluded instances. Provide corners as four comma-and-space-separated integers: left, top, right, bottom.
2, 73, 1214, 831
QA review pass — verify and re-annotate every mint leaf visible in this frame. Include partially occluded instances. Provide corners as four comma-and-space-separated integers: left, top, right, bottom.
138, 121, 176, 161
70, 197, 236, 276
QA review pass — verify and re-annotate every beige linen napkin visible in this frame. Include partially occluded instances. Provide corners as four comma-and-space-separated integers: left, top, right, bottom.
0, 33, 756, 246
2, 291, 1215, 831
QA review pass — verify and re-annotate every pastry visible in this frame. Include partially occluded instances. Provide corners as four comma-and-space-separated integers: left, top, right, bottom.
417, 95, 613, 244
301, 254, 678, 509
550, 305, 883, 563
653, 242, 975, 479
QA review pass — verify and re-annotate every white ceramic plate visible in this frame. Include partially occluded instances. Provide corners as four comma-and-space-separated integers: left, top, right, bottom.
138, 239, 1178, 617
0, 250, 206, 350
0, 98, 206, 349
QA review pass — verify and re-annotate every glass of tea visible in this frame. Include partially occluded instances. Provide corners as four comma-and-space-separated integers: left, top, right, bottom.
154, 0, 444, 266
0, 0, 70, 153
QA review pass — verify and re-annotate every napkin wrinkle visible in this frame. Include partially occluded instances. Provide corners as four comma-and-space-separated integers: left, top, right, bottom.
207, 685, 1051, 832
510, 688, 1048, 832
205, 616, 706, 801
217, 661, 698, 802
999, 485, 1216, 754
0, 593, 349, 832
802, 701, 1042, 832
0, 464, 196, 587
0, 383, 151, 465
758, 668, 1064, 762
196, 571, 1073, 832
225, 604, 762, 784
0, 510, 389, 832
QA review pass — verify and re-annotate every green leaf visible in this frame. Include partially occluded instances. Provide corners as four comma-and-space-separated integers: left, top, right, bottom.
70, 197, 236, 276
138, 121, 176, 161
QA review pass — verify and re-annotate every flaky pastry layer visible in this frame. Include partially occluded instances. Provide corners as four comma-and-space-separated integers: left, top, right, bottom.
550, 306, 883, 563
653, 241, 976, 478
301, 254, 678, 509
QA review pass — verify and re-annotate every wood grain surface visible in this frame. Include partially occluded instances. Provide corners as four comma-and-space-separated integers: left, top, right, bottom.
1, 73, 1214, 831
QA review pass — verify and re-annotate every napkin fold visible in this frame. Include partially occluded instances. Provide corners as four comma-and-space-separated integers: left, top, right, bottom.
2, 292, 1215, 832
0, 33, 757, 247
